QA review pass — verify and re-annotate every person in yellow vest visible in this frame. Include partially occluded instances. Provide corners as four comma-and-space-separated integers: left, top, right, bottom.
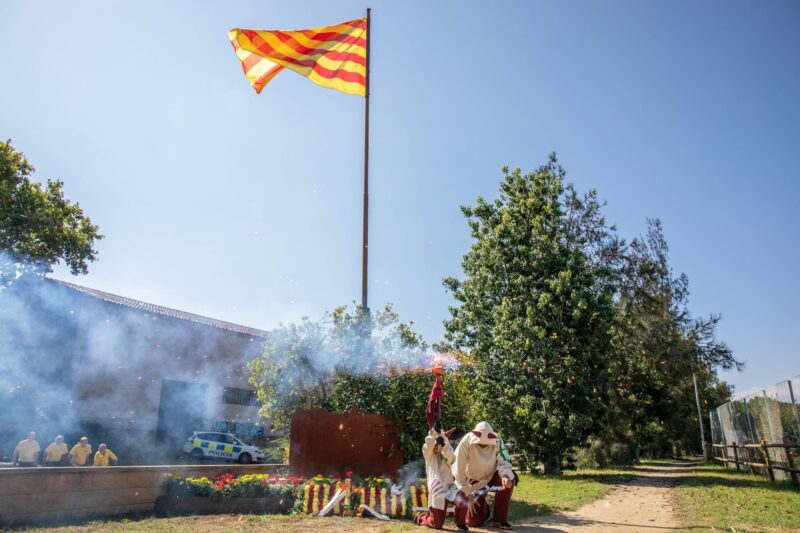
12, 432, 40, 467
70, 436, 92, 466
44, 435, 69, 466
93, 443, 118, 466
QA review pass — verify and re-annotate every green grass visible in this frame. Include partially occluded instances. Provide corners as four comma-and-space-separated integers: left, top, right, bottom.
14, 514, 416, 533
11, 515, 447, 533
674, 463, 800, 532
508, 468, 634, 520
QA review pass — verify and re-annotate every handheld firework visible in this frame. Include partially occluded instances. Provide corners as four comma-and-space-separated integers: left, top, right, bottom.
426, 359, 445, 431
426, 357, 456, 439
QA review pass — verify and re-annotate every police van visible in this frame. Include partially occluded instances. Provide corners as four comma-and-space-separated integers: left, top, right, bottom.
184, 431, 267, 464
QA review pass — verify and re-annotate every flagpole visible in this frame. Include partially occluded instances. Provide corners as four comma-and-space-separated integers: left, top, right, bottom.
361, 7, 371, 310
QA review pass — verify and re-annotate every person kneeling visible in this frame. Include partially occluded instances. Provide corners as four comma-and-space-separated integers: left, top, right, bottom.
453, 421, 516, 531
415, 424, 455, 530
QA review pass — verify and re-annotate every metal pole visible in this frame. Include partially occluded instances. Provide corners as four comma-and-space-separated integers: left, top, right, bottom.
763, 390, 776, 443
693, 373, 708, 462
788, 379, 800, 441
720, 406, 728, 446
710, 411, 716, 443
361, 7, 371, 310
743, 398, 756, 443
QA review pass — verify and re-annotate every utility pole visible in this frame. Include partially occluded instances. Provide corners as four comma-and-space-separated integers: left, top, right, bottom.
693, 373, 708, 462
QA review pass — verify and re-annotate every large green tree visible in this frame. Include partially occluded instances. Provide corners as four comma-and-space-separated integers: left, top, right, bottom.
0, 140, 102, 286
608, 219, 740, 457
443, 155, 617, 473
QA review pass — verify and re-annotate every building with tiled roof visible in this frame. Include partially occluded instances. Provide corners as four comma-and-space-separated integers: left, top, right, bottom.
0, 276, 274, 464
51, 279, 268, 338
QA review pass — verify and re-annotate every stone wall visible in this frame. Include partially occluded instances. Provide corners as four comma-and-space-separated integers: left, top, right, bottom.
0, 463, 283, 525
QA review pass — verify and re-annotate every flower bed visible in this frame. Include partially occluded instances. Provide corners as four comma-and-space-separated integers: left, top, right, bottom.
157, 473, 303, 516
165, 473, 303, 500
158, 472, 430, 519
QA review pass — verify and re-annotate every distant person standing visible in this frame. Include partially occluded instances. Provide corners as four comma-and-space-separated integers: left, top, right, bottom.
44, 436, 69, 466
93, 444, 118, 466
70, 437, 92, 466
12, 432, 40, 467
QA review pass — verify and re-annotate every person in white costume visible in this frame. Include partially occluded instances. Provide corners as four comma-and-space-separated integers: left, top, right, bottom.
452, 421, 515, 531
415, 421, 456, 529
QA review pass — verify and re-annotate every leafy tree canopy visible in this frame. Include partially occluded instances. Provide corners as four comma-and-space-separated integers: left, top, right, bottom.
607, 219, 741, 456
0, 140, 102, 286
443, 154, 618, 473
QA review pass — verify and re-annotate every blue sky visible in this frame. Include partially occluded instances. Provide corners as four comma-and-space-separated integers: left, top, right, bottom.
1, 0, 798, 396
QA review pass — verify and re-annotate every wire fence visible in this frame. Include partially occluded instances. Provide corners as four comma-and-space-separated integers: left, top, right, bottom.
709, 374, 800, 483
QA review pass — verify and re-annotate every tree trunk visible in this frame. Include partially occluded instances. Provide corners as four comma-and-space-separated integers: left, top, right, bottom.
542, 458, 561, 475
674, 442, 683, 458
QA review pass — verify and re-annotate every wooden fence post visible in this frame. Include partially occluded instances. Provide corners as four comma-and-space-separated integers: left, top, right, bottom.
722, 444, 729, 468
732, 442, 741, 471
785, 444, 799, 489
746, 446, 756, 474
762, 440, 775, 482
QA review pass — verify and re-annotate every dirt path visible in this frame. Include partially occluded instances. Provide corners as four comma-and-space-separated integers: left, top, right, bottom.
508, 462, 687, 532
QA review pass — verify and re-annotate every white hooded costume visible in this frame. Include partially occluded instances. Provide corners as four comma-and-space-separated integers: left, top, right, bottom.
452, 421, 514, 496
422, 428, 455, 510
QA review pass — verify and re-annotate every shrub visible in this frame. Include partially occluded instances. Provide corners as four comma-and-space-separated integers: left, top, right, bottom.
327, 368, 476, 461
574, 438, 634, 469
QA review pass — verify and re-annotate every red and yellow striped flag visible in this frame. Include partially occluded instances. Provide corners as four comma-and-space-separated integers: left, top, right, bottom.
228, 17, 367, 97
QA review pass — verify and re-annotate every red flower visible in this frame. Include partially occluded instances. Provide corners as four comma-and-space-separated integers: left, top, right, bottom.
346, 471, 353, 477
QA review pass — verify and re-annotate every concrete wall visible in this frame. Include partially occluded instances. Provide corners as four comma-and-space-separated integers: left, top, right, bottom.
0, 463, 283, 525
